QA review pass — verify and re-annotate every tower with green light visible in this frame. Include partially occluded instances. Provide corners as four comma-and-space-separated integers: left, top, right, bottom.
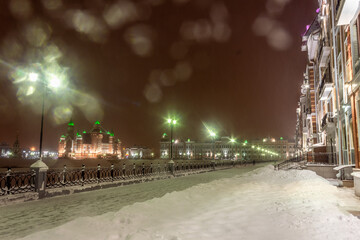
58, 120, 121, 159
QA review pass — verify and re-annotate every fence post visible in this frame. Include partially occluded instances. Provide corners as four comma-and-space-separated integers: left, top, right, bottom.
6, 168, 12, 194
168, 160, 175, 175
30, 160, 49, 199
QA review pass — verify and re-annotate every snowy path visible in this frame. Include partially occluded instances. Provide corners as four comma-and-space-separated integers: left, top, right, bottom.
0, 164, 263, 240
3, 165, 360, 240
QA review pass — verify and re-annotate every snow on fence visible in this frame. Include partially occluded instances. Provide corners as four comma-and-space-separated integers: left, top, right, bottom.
0, 170, 36, 196
0, 160, 236, 197
275, 156, 304, 170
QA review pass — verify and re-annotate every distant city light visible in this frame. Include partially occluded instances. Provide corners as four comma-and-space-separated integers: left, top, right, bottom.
48, 74, 61, 88
209, 130, 216, 137
28, 72, 39, 82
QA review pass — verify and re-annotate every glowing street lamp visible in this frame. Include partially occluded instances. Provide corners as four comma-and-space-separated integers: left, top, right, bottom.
28, 72, 39, 82
207, 129, 217, 160
30, 69, 63, 161
229, 138, 237, 160
167, 118, 177, 160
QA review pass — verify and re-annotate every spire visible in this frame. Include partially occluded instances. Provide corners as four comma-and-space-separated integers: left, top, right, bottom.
67, 119, 75, 139
12, 132, 20, 157
68, 119, 74, 126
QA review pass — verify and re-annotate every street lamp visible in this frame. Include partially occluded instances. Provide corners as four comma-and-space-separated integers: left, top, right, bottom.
167, 118, 177, 160
229, 138, 236, 160
28, 69, 63, 161
208, 129, 216, 160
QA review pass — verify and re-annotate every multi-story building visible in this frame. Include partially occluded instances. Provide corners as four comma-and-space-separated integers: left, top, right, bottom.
123, 146, 155, 159
251, 138, 296, 160
0, 142, 11, 157
159, 134, 293, 161
58, 120, 122, 159
301, 18, 320, 154
160, 135, 242, 160
296, 0, 360, 168
336, 0, 360, 169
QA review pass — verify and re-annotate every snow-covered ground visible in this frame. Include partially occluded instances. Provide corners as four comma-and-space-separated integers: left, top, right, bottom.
0, 165, 261, 240
14, 165, 360, 240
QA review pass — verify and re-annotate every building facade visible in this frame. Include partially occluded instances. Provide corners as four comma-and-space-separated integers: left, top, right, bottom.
58, 120, 121, 159
296, 0, 360, 167
123, 146, 155, 159
251, 138, 296, 160
160, 134, 294, 161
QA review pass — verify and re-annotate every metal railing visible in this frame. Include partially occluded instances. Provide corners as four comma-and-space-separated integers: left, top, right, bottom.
321, 112, 335, 130
0, 160, 238, 196
45, 161, 235, 189
318, 69, 332, 97
0, 171, 36, 196
275, 157, 304, 170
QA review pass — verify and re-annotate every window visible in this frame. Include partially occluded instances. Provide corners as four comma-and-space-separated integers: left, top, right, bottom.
357, 14, 360, 56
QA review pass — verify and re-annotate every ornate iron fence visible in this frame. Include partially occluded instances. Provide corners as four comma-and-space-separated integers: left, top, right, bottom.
275, 157, 304, 170
0, 171, 36, 196
0, 161, 236, 195
46, 165, 175, 189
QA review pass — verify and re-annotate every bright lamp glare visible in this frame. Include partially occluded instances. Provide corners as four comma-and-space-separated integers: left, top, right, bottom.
209, 131, 216, 137
28, 72, 39, 82
173, 120, 177, 124
49, 75, 61, 88
167, 119, 172, 124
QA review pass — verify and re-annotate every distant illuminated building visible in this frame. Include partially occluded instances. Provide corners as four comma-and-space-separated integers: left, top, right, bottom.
0, 142, 11, 158
160, 134, 294, 161
124, 146, 155, 159
160, 135, 242, 160
251, 138, 296, 160
58, 120, 121, 159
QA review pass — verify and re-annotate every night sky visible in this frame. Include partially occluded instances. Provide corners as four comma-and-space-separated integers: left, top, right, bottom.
0, 0, 317, 152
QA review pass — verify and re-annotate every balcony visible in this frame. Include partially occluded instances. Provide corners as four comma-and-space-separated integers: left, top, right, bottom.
319, 68, 333, 101
301, 42, 307, 52
336, 0, 359, 26
318, 39, 331, 68
321, 113, 336, 132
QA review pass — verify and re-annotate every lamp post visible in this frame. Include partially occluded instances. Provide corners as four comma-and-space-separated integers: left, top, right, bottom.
39, 73, 45, 160
28, 69, 62, 161
230, 138, 236, 160
167, 118, 177, 160
208, 130, 216, 160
